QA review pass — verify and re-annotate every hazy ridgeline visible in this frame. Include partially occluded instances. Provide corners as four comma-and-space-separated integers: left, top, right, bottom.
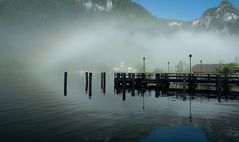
0, 3, 239, 74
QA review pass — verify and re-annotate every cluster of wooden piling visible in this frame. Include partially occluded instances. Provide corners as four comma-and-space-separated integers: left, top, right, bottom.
63, 72, 238, 102
64, 72, 107, 96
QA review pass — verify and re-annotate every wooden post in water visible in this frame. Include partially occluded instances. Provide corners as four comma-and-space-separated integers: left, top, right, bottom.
123, 73, 126, 91
101, 72, 103, 90
123, 73, 126, 101
183, 74, 186, 99
89, 72, 92, 97
155, 74, 160, 89
64, 72, 68, 96
123, 92, 126, 101
103, 72, 106, 93
166, 73, 170, 90
85, 72, 88, 92
224, 74, 228, 102
188, 73, 192, 93
128, 73, 132, 81
207, 74, 210, 91
115, 73, 120, 88
132, 73, 135, 96
132, 73, 135, 89
217, 74, 222, 102
142, 73, 146, 87
116, 73, 121, 94
193, 74, 196, 92
155, 74, 160, 98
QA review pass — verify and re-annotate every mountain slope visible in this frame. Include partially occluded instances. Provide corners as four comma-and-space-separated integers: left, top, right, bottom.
195, 0, 239, 33
1, 0, 239, 34
0, 0, 151, 23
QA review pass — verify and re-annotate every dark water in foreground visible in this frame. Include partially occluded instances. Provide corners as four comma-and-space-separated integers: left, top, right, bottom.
0, 72, 239, 142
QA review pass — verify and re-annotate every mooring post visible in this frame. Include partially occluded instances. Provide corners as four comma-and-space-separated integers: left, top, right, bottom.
193, 74, 197, 91
123, 73, 126, 101
167, 73, 170, 89
207, 74, 210, 91
89, 72, 92, 97
155, 74, 160, 97
224, 74, 228, 102
142, 73, 146, 87
115, 74, 120, 95
132, 73, 135, 89
200, 74, 202, 90
188, 73, 192, 93
123, 73, 126, 90
64, 72, 68, 96
103, 72, 106, 93
101, 72, 103, 90
183, 74, 186, 97
156, 74, 160, 89
116, 73, 120, 88
217, 74, 222, 102
132, 73, 135, 97
85, 72, 88, 92
128, 73, 132, 80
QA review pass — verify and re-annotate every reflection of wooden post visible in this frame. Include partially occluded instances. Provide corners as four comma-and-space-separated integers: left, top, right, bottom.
85, 72, 88, 92
64, 72, 67, 96
89, 72, 92, 97
123, 93, 126, 101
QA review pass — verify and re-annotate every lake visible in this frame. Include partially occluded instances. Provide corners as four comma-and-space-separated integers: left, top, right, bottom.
0, 72, 238, 142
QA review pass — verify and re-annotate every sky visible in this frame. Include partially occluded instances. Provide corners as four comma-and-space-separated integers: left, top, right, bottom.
135, 0, 239, 21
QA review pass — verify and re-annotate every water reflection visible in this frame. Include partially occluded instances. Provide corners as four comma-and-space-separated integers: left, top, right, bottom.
114, 86, 237, 103
140, 126, 209, 142
114, 87, 196, 119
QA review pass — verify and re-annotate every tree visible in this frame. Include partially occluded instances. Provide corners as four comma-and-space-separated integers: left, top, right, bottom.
219, 63, 239, 74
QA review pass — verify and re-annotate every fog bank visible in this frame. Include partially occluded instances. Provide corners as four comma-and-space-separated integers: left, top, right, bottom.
0, 21, 238, 73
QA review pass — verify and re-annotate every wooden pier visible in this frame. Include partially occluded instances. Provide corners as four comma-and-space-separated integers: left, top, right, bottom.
114, 73, 239, 97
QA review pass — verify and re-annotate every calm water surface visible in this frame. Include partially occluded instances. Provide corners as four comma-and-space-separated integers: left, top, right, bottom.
0, 72, 239, 142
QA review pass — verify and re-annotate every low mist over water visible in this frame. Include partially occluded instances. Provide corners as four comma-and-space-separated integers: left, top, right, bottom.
1, 20, 239, 73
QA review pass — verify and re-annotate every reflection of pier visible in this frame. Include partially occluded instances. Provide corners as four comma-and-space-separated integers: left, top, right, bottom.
114, 73, 239, 101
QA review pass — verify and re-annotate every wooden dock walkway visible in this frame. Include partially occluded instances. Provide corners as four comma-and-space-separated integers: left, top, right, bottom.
114, 73, 239, 99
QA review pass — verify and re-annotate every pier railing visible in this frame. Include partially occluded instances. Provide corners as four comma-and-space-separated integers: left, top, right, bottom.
114, 73, 239, 102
